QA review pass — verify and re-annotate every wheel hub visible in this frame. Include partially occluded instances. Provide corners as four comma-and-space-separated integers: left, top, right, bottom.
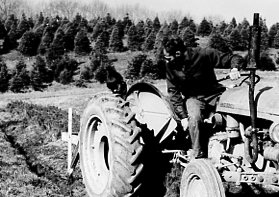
86, 117, 111, 194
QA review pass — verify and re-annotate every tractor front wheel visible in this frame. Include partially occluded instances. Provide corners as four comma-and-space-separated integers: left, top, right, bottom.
180, 159, 226, 197
79, 94, 146, 197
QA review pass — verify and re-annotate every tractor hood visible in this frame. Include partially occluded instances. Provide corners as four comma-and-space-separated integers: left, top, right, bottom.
217, 85, 279, 122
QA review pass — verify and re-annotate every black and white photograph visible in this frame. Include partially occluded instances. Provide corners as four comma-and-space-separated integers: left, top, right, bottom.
0, 0, 279, 196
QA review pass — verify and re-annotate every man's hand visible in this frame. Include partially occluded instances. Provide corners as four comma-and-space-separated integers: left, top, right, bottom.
229, 68, 241, 80
181, 117, 189, 131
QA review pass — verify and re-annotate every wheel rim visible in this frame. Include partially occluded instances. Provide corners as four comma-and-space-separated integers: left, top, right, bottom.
186, 175, 207, 197
84, 115, 111, 194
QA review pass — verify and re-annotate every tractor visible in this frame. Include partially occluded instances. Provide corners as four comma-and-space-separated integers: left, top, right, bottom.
70, 14, 279, 197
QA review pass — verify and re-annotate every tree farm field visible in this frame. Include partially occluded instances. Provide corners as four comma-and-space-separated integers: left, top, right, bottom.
0, 50, 279, 196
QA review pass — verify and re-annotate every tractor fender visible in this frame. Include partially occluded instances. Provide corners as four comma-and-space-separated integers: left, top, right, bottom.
125, 82, 178, 143
126, 82, 166, 99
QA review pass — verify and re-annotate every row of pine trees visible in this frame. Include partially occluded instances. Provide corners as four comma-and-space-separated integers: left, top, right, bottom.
0, 12, 278, 93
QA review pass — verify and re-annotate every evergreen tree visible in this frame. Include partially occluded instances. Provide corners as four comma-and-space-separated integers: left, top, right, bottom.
230, 17, 237, 28
61, 17, 70, 28
268, 23, 279, 47
92, 53, 111, 83
125, 53, 147, 79
94, 61, 111, 84
0, 20, 7, 39
91, 20, 106, 41
142, 29, 156, 51
17, 13, 30, 39
90, 51, 103, 73
228, 28, 243, 51
30, 56, 48, 91
136, 20, 145, 46
188, 19, 197, 34
73, 13, 82, 26
43, 17, 50, 26
30, 67, 44, 91
127, 24, 140, 51
54, 55, 78, 83
38, 30, 54, 55
144, 18, 153, 38
259, 51, 276, 71
241, 18, 250, 29
1, 36, 11, 54
197, 18, 212, 36
154, 25, 169, 76
51, 28, 66, 57
209, 32, 230, 53
154, 48, 166, 79
178, 17, 189, 35
9, 60, 30, 93
217, 21, 228, 35
123, 13, 132, 34
80, 63, 93, 81
223, 24, 234, 37
109, 25, 123, 52
116, 20, 125, 38
140, 58, 160, 79
74, 29, 91, 55
9, 74, 24, 93
152, 16, 161, 33
34, 55, 51, 83
33, 24, 45, 39
274, 30, 279, 49
94, 31, 109, 53
43, 23, 55, 35
7, 22, 18, 50
28, 17, 34, 29
240, 27, 250, 50
46, 28, 66, 62
34, 12, 44, 28
170, 19, 179, 35
18, 31, 40, 56
64, 22, 77, 51
5, 14, 17, 32
0, 58, 9, 92
180, 27, 198, 47
59, 69, 73, 84
260, 19, 269, 51
104, 12, 112, 25
78, 17, 88, 31
46, 16, 60, 34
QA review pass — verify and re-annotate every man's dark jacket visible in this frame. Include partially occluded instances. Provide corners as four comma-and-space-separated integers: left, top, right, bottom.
166, 47, 227, 119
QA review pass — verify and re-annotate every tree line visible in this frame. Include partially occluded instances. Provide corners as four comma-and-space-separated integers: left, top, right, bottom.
0, 11, 278, 93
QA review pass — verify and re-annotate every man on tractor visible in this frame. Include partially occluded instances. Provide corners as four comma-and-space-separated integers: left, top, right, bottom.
163, 36, 242, 159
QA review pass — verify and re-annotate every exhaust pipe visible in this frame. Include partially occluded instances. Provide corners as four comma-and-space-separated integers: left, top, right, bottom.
245, 13, 261, 164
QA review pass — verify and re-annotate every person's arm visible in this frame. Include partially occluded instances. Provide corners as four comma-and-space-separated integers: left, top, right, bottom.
165, 60, 186, 83
207, 48, 222, 68
211, 49, 242, 80
228, 54, 243, 80
167, 81, 188, 120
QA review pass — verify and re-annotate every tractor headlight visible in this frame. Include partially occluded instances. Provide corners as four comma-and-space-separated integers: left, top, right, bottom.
269, 122, 279, 143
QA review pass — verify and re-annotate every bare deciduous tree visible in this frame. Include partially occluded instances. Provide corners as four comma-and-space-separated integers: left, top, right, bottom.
0, 0, 22, 19
47, 0, 79, 19
160, 10, 184, 23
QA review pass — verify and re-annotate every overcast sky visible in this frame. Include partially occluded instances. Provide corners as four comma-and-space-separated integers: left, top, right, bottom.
101, 0, 278, 27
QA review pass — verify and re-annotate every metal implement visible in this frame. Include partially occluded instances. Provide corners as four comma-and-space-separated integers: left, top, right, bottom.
245, 13, 261, 164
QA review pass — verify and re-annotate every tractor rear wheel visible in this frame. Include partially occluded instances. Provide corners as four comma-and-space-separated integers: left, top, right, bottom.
79, 93, 146, 197
180, 159, 226, 197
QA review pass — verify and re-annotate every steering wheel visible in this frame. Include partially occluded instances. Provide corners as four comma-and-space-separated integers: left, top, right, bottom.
238, 73, 261, 87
